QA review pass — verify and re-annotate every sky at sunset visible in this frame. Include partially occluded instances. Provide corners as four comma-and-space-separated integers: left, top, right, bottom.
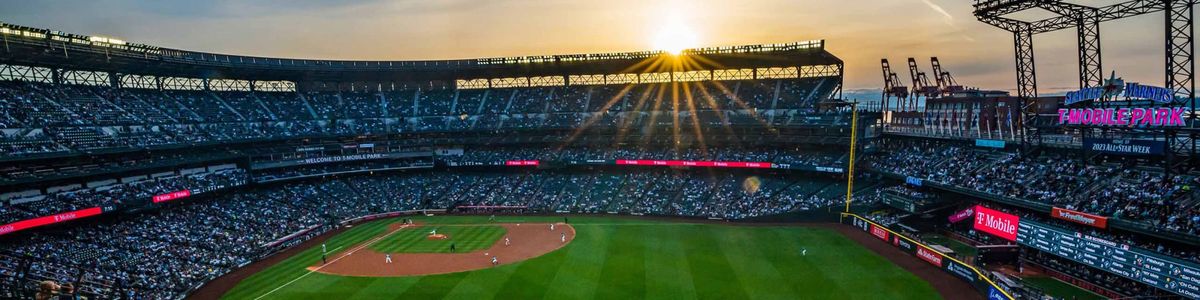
0, 0, 1174, 98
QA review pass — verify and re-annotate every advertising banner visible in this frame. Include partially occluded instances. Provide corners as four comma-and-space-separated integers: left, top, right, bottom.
1051, 207, 1109, 229
905, 176, 923, 187
916, 245, 944, 267
948, 207, 975, 223
843, 213, 1014, 300
869, 224, 890, 241
1057, 107, 1187, 127
152, 190, 192, 203
1082, 138, 1165, 156
615, 159, 772, 169
973, 205, 1019, 241
504, 160, 540, 166
0, 207, 104, 236
975, 139, 1006, 149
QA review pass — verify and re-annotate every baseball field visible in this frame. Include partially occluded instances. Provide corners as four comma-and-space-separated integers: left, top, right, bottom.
214, 216, 944, 299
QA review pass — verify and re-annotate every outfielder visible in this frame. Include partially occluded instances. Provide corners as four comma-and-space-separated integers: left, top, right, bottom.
385, 254, 393, 263
802, 248, 807, 256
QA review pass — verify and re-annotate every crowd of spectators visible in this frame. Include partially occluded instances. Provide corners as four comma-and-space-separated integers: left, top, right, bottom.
0, 78, 843, 158
867, 140, 1200, 238
1, 168, 247, 225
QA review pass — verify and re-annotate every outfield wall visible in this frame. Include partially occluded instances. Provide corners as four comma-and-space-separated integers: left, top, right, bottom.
841, 213, 1014, 300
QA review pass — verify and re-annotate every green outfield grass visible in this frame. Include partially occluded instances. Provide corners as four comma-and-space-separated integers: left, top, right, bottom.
369, 225, 505, 253
221, 216, 942, 300
1022, 276, 1104, 300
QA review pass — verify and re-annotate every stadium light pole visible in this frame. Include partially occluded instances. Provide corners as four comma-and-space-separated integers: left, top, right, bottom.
843, 102, 859, 213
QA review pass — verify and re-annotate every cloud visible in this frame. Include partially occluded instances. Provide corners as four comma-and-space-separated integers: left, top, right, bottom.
920, 0, 955, 24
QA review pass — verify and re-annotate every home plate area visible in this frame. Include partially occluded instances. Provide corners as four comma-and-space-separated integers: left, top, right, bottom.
309, 222, 575, 277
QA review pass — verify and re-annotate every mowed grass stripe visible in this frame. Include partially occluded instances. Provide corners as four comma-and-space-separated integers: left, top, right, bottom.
684, 226, 752, 300
643, 225, 698, 300
593, 225, 648, 299
715, 226, 798, 299
489, 237, 571, 299
396, 271, 470, 299
344, 275, 422, 300
761, 227, 843, 298
542, 224, 612, 300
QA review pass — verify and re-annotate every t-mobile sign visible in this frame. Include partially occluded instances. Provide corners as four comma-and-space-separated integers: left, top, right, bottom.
973, 205, 1019, 241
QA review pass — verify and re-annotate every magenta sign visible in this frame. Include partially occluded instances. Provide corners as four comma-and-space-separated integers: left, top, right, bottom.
1057, 107, 1186, 127
948, 207, 974, 223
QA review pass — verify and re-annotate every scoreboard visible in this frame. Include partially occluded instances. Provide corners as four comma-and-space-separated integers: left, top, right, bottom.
1016, 220, 1200, 298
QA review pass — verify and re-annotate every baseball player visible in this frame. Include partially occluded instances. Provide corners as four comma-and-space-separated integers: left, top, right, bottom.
561, 232, 566, 243
450, 243, 457, 253
802, 248, 807, 256
491, 256, 498, 266
385, 254, 393, 263
321, 243, 327, 253
550, 223, 555, 231
505, 237, 510, 246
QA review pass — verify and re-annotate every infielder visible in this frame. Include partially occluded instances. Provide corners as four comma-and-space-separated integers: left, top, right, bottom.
491, 256, 498, 266
385, 254, 393, 263
505, 237, 510, 246
550, 223, 555, 231
561, 232, 566, 243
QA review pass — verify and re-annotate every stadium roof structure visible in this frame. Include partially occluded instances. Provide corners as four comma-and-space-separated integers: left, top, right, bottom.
0, 21, 843, 93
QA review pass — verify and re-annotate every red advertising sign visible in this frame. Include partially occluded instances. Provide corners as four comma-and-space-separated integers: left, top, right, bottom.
869, 224, 890, 241
1051, 207, 1109, 229
916, 245, 944, 267
0, 207, 103, 236
973, 205, 1020, 241
504, 160, 539, 166
152, 190, 192, 203
948, 207, 975, 223
615, 159, 772, 169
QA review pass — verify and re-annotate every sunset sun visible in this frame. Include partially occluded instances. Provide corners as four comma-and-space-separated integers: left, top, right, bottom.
652, 20, 699, 55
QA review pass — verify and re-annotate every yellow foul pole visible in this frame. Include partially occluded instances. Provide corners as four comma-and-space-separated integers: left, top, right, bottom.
844, 103, 859, 213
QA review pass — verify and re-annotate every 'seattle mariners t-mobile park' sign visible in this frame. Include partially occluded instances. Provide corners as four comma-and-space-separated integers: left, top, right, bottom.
1057, 107, 1187, 127
1058, 75, 1189, 128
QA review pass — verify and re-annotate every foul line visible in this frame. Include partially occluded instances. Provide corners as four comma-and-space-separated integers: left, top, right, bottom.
253, 224, 413, 300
